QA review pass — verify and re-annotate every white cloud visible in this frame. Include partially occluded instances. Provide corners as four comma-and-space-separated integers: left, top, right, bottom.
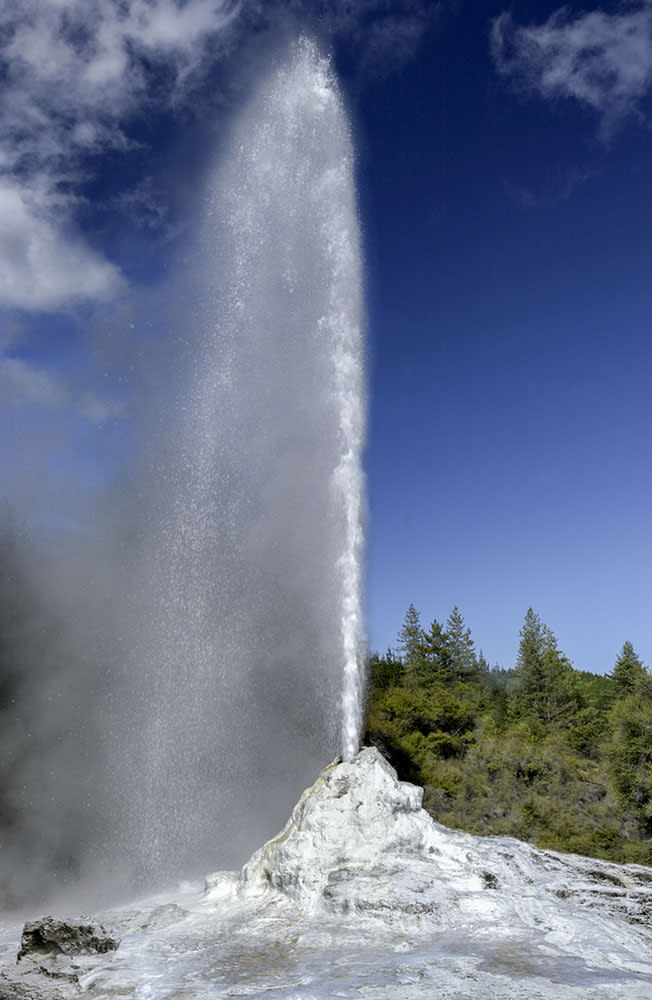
491, 4, 652, 137
0, 0, 241, 311
0, 178, 124, 309
1, 0, 240, 138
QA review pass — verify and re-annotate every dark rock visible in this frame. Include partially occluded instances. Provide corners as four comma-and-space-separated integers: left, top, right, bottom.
17, 917, 119, 963
0, 967, 71, 999
481, 870, 499, 889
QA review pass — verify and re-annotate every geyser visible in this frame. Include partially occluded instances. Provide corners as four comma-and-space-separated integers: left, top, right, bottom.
113, 38, 366, 885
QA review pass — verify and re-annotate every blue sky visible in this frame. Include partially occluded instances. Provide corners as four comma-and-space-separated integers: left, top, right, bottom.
361, 2, 652, 672
2, 0, 652, 675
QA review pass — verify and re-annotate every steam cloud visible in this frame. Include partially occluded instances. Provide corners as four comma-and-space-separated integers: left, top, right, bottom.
0, 0, 401, 906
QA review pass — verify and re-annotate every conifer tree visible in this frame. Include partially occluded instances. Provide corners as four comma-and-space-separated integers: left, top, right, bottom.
397, 603, 426, 670
516, 608, 544, 674
514, 609, 580, 725
444, 605, 478, 681
611, 641, 647, 694
422, 617, 451, 680
476, 650, 490, 673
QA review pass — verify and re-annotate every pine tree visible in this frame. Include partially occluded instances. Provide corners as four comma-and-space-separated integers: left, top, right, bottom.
514, 609, 581, 725
422, 617, 452, 681
516, 608, 544, 674
444, 605, 478, 681
476, 650, 490, 673
611, 641, 647, 694
396, 603, 426, 670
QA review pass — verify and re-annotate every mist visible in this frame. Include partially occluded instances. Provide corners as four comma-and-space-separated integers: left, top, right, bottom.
0, 35, 365, 911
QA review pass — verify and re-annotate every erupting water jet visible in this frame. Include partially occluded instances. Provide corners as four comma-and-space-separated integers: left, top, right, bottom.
113, 38, 366, 885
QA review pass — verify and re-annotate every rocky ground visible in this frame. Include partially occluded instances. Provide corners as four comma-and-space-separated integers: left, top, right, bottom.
1, 748, 652, 999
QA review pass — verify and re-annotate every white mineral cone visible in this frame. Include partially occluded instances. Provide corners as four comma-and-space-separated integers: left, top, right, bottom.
236, 745, 652, 978
238, 747, 489, 912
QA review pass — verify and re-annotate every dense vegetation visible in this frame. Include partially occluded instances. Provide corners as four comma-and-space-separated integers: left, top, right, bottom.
363, 603, 652, 867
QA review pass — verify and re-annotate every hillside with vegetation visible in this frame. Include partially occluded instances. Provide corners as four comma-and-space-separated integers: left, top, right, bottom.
363, 604, 652, 866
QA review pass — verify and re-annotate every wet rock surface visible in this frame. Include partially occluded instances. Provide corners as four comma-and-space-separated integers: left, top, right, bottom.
236, 747, 652, 937
1, 748, 652, 999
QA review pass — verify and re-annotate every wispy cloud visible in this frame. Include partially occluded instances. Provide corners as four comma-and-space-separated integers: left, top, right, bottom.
491, 3, 652, 138
0, 177, 125, 309
307, 0, 439, 77
0, 355, 122, 422
0, 0, 241, 311
503, 179, 537, 210
502, 164, 597, 210
1, 0, 241, 164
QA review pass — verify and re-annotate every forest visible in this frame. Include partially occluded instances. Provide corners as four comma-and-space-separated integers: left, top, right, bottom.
363, 602, 652, 866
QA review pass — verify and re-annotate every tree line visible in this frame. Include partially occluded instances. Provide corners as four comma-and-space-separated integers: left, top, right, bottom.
363, 603, 652, 866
